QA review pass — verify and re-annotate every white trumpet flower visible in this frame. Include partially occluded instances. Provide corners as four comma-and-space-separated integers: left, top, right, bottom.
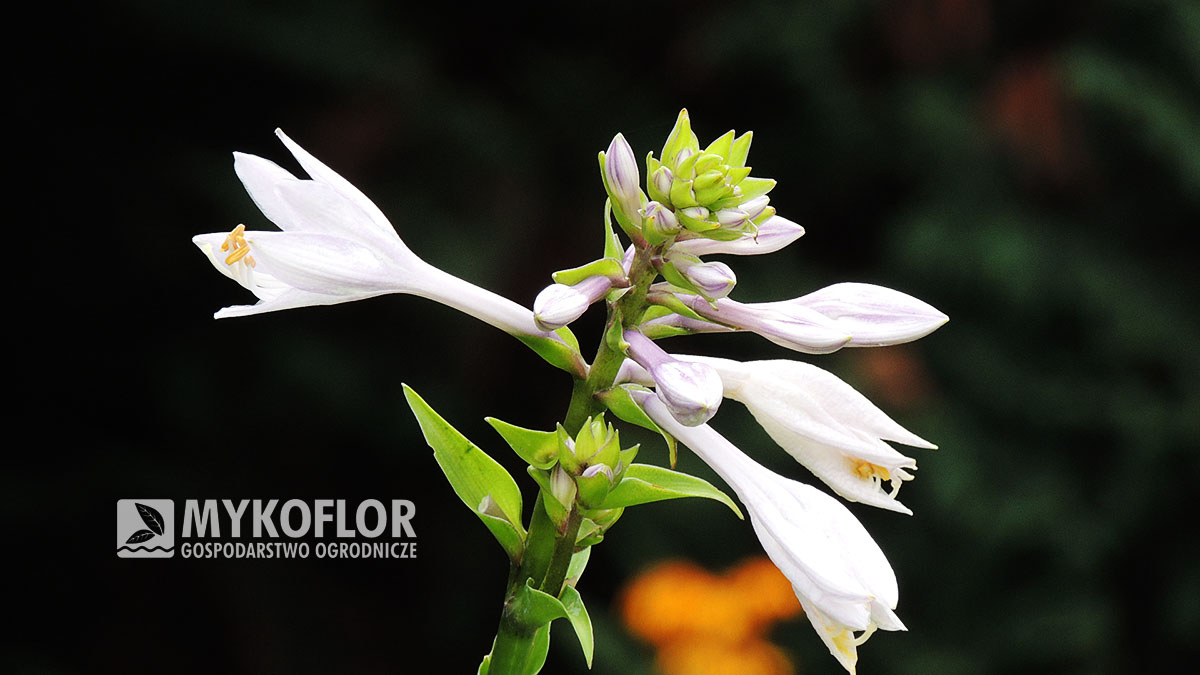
617, 354, 935, 513
194, 130, 554, 341
636, 392, 906, 674
695, 357, 935, 514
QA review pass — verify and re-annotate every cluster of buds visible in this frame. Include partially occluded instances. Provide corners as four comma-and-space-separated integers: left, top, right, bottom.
554, 415, 639, 511
600, 110, 777, 248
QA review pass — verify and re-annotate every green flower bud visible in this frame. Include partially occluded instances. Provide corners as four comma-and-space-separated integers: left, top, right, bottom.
576, 464, 615, 509
558, 416, 621, 475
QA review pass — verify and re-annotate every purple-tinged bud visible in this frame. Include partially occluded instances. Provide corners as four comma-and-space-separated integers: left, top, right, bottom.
739, 196, 771, 221
533, 275, 612, 330
771, 282, 949, 346
673, 216, 805, 257
715, 207, 751, 230
549, 465, 577, 508
650, 166, 675, 204
642, 201, 681, 242
604, 133, 643, 228
677, 205, 714, 232
679, 294, 852, 355
673, 255, 737, 299
623, 330, 723, 426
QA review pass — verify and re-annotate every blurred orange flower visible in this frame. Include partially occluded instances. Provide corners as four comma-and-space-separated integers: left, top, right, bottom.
621, 557, 803, 675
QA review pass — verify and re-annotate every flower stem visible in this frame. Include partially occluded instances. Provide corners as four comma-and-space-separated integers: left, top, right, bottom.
488, 245, 661, 674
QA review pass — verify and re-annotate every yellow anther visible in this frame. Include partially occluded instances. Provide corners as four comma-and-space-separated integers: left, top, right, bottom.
220, 224, 255, 267
224, 245, 252, 265
852, 459, 890, 482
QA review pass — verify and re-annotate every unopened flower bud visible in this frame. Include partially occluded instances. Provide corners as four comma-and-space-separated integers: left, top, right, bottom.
642, 201, 681, 243
739, 195, 771, 221
650, 166, 675, 205
674, 255, 737, 300
715, 207, 751, 231
603, 133, 642, 228
576, 463, 615, 509
677, 206, 714, 232
533, 276, 612, 331
624, 330, 723, 426
549, 465, 577, 508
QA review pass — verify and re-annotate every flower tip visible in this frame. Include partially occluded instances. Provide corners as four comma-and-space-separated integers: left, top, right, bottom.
533, 283, 589, 331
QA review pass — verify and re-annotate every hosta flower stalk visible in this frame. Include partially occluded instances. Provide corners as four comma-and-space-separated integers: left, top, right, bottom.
197, 111, 946, 675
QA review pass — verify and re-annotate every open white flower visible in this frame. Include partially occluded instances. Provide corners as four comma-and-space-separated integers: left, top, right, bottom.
194, 129, 551, 341
691, 356, 935, 514
617, 355, 934, 513
636, 392, 906, 674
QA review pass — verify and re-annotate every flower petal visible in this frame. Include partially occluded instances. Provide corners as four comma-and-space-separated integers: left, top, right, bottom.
246, 230, 408, 295
271, 179, 414, 261
232, 152, 302, 231
274, 128, 396, 240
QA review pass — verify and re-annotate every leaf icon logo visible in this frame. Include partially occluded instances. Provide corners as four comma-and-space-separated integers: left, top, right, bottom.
125, 529, 157, 544
136, 502, 165, 536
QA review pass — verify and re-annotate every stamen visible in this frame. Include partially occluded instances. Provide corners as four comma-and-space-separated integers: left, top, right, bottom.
852, 459, 890, 482
224, 245, 252, 265
220, 224, 255, 268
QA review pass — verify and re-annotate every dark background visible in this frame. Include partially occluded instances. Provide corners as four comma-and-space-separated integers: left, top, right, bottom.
15, 0, 1198, 673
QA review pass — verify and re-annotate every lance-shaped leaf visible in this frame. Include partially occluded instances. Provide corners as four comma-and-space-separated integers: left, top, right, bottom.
566, 546, 591, 585
596, 385, 678, 467
560, 586, 595, 668
552, 258, 626, 286
516, 334, 587, 378
486, 418, 560, 469
598, 464, 743, 519
525, 623, 551, 675
403, 385, 525, 561
511, 578, 569, 627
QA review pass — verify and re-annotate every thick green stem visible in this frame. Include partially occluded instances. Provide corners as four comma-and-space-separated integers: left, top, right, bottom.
539, 506, 583, 596
489, 246, 662, 674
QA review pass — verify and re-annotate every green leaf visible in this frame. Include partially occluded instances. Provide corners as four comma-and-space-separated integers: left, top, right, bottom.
599, 463, 743, 519
560, 586, 595, 668
597, 385, 678, 464
403, 385, 526, 560
601, 199, 624, 260
657, 260, 705, 299
555, 326, 580, 352
738, 176, 776, 201
566, 546, 591, 584
552, 258, 626, 286
516, 334, 586, 378
487, 418, 559, 470
639, 323, 693, 340
647, 292, 706, 322
478, 654, 490, 675
525, 623, 551, 675
511, 578, 568, 627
